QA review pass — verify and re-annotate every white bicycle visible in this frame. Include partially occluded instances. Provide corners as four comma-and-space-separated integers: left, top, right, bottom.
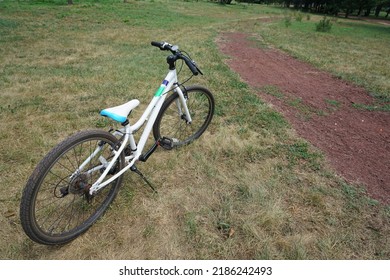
20, 41, 215, 245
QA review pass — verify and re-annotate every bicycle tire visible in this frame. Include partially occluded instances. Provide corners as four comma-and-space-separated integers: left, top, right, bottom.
20, 130, 125, 245
153, 85, 214, 147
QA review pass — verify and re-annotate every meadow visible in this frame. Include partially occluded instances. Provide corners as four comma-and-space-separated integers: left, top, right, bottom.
0, 0, 389, 259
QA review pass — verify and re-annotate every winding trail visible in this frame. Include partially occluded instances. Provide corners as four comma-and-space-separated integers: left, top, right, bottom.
217, 32, 390, 204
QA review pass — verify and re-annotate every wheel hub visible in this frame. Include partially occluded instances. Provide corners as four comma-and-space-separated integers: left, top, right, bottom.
57, 173, 91, 198
69, 173, 90, 195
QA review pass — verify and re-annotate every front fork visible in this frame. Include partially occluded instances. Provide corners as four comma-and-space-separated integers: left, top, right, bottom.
175, 85, 192, 124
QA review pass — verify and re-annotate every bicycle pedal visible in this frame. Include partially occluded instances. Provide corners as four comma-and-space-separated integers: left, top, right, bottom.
159, 137, 179, 150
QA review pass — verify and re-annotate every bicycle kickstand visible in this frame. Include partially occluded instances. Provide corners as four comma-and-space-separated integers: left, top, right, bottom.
130, 165, 157, 193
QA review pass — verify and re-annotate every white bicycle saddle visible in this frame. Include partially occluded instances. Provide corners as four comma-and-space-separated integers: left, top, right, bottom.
100, 99, 140, 123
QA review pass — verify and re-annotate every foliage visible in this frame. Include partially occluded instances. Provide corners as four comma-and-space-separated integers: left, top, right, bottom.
295, 11, 303, 21
238, 0, 390, 18
315, 16, 332, 32
213, 0, 234, 4
284, 13, 292, 26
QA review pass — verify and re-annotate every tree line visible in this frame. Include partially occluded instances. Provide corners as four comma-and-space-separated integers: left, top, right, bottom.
62, 1, 390, 18
220, 1, 390, 18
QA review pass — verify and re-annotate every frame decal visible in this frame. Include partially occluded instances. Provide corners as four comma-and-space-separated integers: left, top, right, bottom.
154, 86, 165, 97
154, 79, 170, 97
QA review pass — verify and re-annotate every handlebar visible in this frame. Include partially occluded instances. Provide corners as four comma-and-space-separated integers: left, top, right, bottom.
151, 41, 203, 76
151, 41, 175, 51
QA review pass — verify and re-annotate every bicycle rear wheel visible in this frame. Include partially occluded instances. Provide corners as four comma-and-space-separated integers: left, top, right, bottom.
20, 130, 125, 245
153, 85, 214, 147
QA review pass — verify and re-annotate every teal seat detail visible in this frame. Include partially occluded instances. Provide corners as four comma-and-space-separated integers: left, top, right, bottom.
100, 99, 140, 123
100, 110, 127, 123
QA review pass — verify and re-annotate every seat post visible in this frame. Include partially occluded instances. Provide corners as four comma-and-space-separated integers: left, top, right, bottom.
124, 123, 137, 153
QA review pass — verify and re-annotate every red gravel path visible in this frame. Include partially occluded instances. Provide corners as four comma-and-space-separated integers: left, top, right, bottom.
217, 32, 390, 204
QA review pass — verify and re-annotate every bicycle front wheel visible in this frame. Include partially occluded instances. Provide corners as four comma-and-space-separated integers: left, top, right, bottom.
20, 130, 125, 245
153, 85, 215, 147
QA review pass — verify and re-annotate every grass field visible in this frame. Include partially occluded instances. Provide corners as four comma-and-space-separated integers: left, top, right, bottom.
0, 0, 389, 259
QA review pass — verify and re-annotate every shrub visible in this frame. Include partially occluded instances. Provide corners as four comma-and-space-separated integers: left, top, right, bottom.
316, 16, 332, 32
295, 12, 303, 22
284, 14, 292, 27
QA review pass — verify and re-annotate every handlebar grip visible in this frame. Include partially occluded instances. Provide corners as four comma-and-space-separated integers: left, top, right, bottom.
183, 57, 199, 76
151, 41, 173, 51
151, 41, 162, 48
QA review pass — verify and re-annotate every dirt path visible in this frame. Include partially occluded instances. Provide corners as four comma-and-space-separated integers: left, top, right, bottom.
217, 32, 390, 205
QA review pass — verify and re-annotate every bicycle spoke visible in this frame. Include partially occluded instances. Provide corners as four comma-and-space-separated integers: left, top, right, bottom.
20, 130, 125, 244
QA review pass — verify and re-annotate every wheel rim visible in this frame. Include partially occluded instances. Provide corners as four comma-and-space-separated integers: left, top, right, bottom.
157, 89, 212, 145
32, 136, 121, 238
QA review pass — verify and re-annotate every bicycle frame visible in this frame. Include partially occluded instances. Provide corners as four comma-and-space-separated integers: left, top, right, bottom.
76, 68, 191, 195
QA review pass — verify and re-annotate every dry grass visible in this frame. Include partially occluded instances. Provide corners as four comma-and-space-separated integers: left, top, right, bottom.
0, 0, 389, 260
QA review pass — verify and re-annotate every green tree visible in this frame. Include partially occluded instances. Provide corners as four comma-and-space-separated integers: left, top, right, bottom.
239, 0, 390, 18
375, 0, 390, 16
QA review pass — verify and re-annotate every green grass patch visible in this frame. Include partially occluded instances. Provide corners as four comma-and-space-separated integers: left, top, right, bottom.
325, 99, 341, 108
260, 85, 285, 99
286, 141, 322, 171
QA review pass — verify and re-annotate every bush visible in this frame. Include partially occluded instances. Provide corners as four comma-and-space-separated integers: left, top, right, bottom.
316, 16, 332, 32
295, 12, 303, 22
284, 14, 292, 27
